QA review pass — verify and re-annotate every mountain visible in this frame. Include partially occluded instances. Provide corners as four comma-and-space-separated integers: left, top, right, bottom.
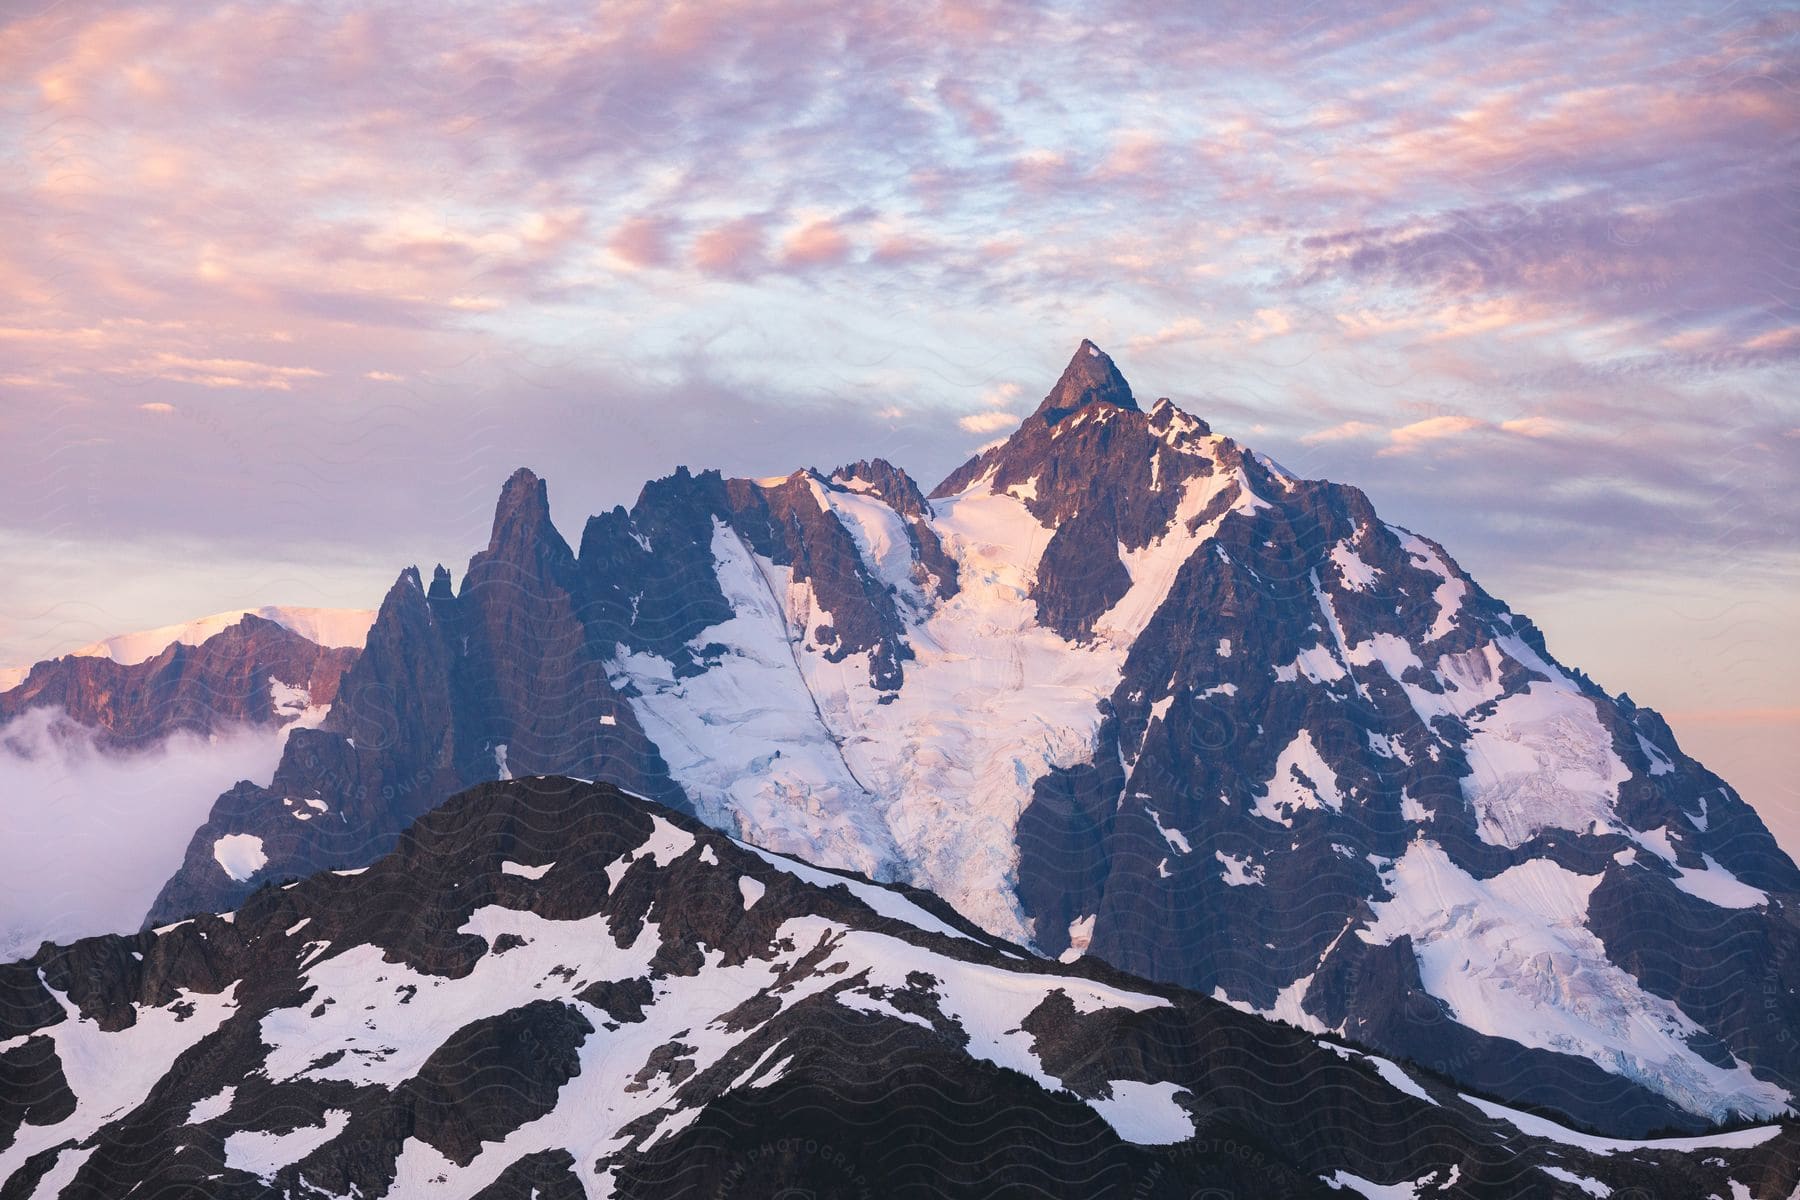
4, 776, 1794, 1199
59, 607, 375, 670
131, 341, 1800, 1138
0, 613, 366, 750
0, 612, 372, 962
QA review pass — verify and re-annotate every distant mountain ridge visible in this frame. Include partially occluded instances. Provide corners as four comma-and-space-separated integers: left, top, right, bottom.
0, 614, 362, 750
62, 607, 375, 668
10, 341, 1796, 1140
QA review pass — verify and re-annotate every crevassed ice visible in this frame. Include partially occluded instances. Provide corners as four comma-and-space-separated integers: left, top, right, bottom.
1363, 841, 1788, 1120
609, 462, 1258, 945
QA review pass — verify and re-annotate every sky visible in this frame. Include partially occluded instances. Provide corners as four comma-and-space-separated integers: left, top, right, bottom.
0, 1, 1795, 849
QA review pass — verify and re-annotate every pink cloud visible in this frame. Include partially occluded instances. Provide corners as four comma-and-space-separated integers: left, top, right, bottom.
608, 216, 678, 269
1378, 414, 1485, 456
691, 218, 768, 278
1302, 420, 1381, 446
870, 232, 934, 264
936, 77, 1000, 138
958, 410, 1018, 434
780, 219, 853, 269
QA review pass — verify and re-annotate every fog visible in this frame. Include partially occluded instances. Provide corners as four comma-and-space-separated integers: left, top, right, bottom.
0, 708, 287, 960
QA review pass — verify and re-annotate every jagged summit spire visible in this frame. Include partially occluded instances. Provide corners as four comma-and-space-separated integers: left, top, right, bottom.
1033, 339, 1138, 425
489, 467, 553, 548
481, 466, 575, 573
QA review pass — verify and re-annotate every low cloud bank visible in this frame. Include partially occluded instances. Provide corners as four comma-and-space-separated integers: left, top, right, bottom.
0, 707, 286, 960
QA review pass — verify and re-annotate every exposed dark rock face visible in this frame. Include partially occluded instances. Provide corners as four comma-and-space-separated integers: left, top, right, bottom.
736, 471, 913, 690
1033, 338, 1140, 424
831, 457, 960, 600
1012, 437, 1800, 1133
8, 777, 1792, 1199
145, 471, 683, 925
0, 1037, 75, 1151
404, 1000, 594, 1166
0, 616, 356, 749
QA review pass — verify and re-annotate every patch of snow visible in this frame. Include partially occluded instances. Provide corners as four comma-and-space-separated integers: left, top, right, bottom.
1252, 730, 1344, 826
267, 676, 327, 732
185, 1084, 236, 1125
1366, 731, 1408, 762
1636, 732, 1675, 776
1329, 542, 1381, 592
1061, 913, 1096, 963
1459, 1093, 1784, 1154
213, 833, 267, 882
1085, 1080, 1196, 1145
500, 860, 554, 880
814, 479, 924, 607
738, 876, 765, 909
1098, 469, 1256, 646
1538, 1165, 1611, 1197
1318, 1041, 1434, 1104
1636, 826, 1680, 863
1275, 641, 1348, 687
224, 1109, 350, 1180
1215, 850, 1264, 887
1147, 807, 1192, 854
740, 841, 972, 942
1323, 1169, 1425, 1198
1670, 855, 1769, 909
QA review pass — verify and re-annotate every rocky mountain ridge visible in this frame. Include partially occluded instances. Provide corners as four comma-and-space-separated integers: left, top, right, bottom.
0, 615, 360, 750
3, 776, 1793, 1199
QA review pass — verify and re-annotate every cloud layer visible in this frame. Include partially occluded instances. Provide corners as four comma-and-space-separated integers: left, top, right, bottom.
0, 2, 1793, 824
0, 708, 289, 957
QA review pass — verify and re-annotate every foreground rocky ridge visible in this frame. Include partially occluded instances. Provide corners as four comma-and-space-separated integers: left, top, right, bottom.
4, 777, 1795, 1199
64, 341, 1800, 1136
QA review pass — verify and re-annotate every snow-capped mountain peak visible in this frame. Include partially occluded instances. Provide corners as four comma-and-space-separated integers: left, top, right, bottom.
114, 344, 1800, 1140
29, 606, 375, 672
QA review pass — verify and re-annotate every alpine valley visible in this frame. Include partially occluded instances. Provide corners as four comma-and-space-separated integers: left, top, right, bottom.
3, 343, 1796, 1198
